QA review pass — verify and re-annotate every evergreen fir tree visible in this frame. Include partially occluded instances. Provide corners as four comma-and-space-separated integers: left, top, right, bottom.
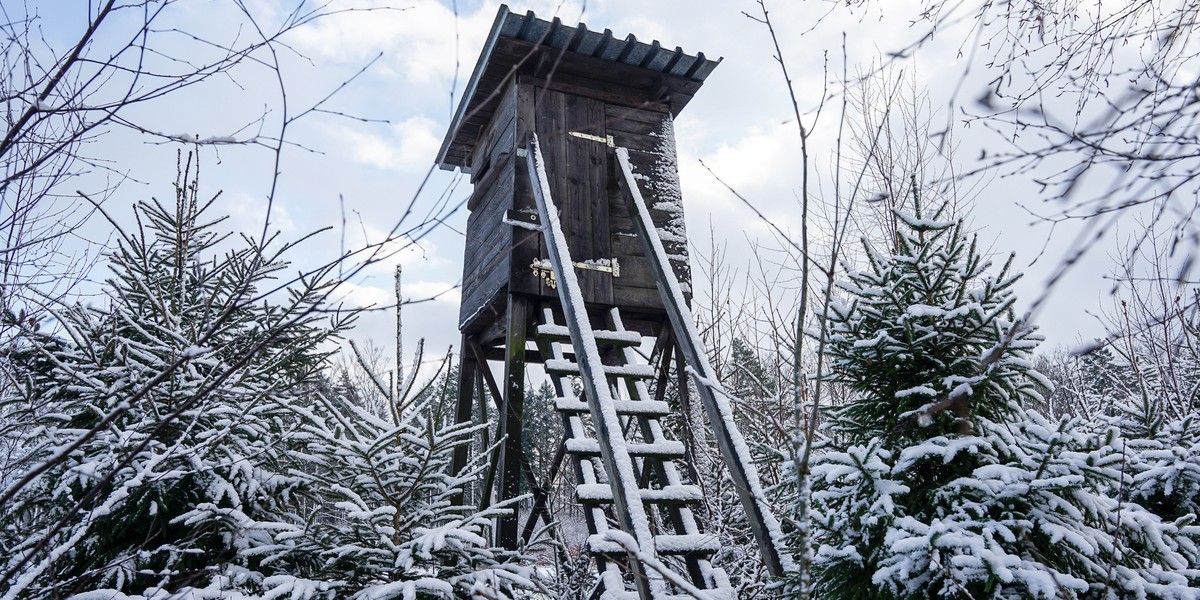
1121, 414, 1200, 525
522, 380, 559, 477
1077, 346, 1136, 411
728, 337, 778, 400
0, 156, 345, 597
0, 157, 540, 599
1097, 289, 1200, 530
803, 201, 1199, 599
283, 347, 540, 599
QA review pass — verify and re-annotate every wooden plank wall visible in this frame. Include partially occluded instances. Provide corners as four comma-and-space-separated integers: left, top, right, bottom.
459, 83, 519, 331
509, 84, 543, 300
531, 87, 614, 305
459, 80, 696, 333
606, 103, 692, 311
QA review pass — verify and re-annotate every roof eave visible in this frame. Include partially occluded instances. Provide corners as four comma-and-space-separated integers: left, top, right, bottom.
435, 5, 512, 172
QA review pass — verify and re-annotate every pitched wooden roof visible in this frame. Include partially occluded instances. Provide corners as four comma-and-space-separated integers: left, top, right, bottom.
435, 5, 721, 172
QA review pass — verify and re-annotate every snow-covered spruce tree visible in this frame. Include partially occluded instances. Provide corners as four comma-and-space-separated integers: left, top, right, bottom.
282, 341, 541, 599
1032, 344, 1138, 421
802, 202, 1199, 598
0, 158, 347, 598
0, 160, 540, 599
1097, 276, 1200, 529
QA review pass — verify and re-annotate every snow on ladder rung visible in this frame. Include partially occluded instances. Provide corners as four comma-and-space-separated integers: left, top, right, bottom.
536, 324, 644, 347
555, 397, 670, 416
545, 358, 655, 379
588, 533, 721, 556
653, 533, 723, 555
587, 534, 628, 555
600, 592, 733, 600
576, 483, 703, 505
565, 438, 686, 458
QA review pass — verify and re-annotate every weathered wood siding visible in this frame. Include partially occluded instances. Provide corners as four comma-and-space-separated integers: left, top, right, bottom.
529, 87, 613, 304
459, 81, 694, 333
459, 82, 518, 331
605, 103, 692, 311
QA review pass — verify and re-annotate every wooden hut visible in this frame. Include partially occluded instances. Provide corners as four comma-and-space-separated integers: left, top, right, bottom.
437, 5, 720, 343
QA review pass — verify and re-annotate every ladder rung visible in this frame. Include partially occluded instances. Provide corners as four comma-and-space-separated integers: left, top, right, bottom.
545, 359, 655, 379
598, 592, 637, 600
654, 533, 722, 555
536, 324, 644, 347
600, 593, 734, 600
576, 483, 703, 504
555, 398, 671, 416
566, 438, 686, 458
588, 533, 721, 556
587, 534, 629, 555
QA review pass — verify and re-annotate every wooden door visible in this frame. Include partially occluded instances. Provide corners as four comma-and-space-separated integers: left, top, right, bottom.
527, 87, 614, 305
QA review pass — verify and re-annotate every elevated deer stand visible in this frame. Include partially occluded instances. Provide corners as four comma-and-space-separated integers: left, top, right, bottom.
438, 6, 786, 598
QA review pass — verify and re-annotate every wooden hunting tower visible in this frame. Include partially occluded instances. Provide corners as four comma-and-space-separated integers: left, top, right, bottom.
439, 7, 785, 598
438, 6, 714, 338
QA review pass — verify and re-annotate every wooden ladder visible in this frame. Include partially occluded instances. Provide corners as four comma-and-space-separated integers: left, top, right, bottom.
522, 132, 786, 598
536, 306, 732, 599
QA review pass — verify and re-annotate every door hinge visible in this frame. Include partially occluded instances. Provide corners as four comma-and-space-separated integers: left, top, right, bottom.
568, 131, 615, 147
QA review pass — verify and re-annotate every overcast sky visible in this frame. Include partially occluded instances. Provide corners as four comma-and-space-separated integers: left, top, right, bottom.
46, 0, 1131, 366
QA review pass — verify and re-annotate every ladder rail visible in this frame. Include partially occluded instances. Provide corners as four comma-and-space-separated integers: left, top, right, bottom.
614, 147, 790, 577
524, 135, 664, 599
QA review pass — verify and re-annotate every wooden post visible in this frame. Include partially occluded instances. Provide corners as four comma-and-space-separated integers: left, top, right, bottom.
497, 294, 529, 549
521, 435, 565, 543
450, 336, 478, 485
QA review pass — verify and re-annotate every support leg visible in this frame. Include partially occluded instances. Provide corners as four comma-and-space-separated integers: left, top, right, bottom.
471, 338, 553, 540
498, 294, 529, 549
450, 336, 478, 487
674, 341, 703, 486
522, 435, 566, 543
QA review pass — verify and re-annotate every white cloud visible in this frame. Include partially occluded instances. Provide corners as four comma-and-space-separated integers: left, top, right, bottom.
340, 222, 449, 273
223, 190, 296, 235
401, 279, 461, 306
290, 2, 490, 85
334, 280, 393, 309
334, 116, 441, 172
678, 121, 807, 241
333, 279, 459, 310
324, 211, 458, 292
291, 1, 589, 85
291, 2, 460, 84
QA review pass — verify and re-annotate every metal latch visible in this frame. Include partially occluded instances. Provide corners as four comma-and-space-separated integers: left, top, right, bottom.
531, 258, 620, 289
503, 209, 541, 231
